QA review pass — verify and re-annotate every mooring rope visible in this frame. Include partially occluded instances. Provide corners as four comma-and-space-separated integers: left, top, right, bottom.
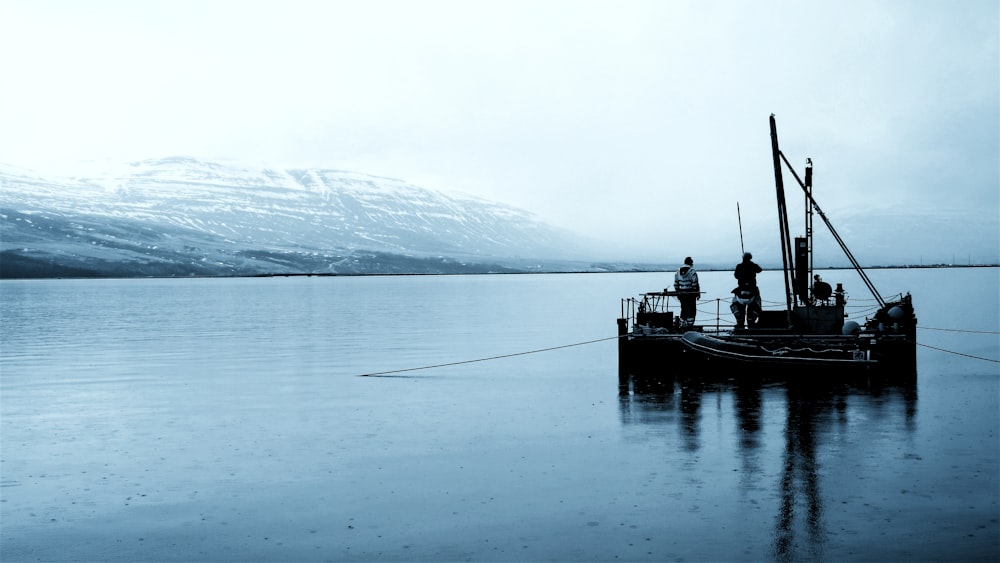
919, 326, 1000, 335
914, 325, 1000, 364
356, 323, 1000, 377
915, 341, 1000, 364
357, 335, 623, 377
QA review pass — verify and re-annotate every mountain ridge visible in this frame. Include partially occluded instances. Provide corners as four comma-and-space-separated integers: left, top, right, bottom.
0, 158, 601, 278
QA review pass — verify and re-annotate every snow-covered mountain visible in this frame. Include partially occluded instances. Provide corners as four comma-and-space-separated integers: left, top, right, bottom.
0, 157, 593, 277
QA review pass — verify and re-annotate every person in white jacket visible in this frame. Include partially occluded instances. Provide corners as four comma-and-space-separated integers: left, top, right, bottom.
673, 256, 700, 328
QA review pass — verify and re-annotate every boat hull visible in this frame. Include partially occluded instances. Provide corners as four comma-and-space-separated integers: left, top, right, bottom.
616, 117, 918, 392
618, 320, 916, 390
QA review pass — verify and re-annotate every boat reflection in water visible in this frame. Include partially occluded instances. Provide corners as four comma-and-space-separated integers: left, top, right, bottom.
618, 373, 917, 561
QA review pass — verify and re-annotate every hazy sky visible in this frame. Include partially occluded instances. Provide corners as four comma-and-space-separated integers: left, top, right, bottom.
2, 0, 997, 264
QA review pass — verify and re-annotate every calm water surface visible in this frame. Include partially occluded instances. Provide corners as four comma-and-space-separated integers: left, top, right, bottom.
2, 269, 998, 562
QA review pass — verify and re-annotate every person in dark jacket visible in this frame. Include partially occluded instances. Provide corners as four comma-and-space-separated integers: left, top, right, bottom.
730, 252, 762, 329
673, 256, 700, 328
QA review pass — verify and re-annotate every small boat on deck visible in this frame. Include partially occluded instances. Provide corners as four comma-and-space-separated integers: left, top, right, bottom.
617, 115, 917, 387
681, 331, 875, 366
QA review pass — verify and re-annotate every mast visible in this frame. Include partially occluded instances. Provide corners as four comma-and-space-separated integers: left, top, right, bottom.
769, 114, 796, 317
777, 151, 887, 308
805, 159, 813, 297
774, 133, 887, 309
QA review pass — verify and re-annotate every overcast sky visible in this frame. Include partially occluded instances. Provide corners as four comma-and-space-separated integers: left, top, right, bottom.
1, 0, 997, 265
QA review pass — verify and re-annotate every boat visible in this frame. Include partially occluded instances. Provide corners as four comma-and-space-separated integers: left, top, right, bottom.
617, 115, 917, 389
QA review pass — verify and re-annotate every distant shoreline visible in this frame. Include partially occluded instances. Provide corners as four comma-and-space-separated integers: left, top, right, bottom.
1, 262, 997, 281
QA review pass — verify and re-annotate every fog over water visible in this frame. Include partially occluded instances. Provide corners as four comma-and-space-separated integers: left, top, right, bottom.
1, 1, 997, 265
1, 268, 997, 561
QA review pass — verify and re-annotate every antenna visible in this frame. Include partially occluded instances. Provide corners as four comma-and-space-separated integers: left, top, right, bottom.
737, 202, 745, 254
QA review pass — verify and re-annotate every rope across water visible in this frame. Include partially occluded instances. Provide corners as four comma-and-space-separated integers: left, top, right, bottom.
357, 335, 622, 377
356, 325, 999, 377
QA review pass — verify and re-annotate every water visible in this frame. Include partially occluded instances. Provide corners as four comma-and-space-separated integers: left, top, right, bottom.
1, 269, 998, 562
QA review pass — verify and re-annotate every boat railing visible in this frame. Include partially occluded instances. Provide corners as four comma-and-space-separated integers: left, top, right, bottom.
621, 287, 892, 334
621, 291, 734, 333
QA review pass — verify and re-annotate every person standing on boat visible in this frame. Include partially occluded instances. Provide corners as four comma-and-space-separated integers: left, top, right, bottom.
731, 252, 763, 329
673, 256, 700, 328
